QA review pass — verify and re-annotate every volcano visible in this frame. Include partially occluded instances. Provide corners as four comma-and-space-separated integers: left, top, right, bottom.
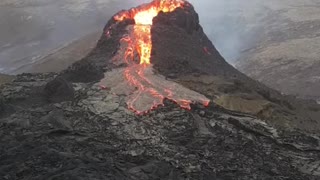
100, 0, 210, 114
1, 0, 320, 179
60, 0, 320, 126
62, 0, 250, 114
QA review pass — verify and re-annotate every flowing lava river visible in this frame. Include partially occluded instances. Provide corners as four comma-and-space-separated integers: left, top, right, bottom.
101, 0, 210, 114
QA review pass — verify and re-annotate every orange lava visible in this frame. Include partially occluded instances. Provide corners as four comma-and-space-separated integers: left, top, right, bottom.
114, 0, 185, 65
110, 0, 210, 114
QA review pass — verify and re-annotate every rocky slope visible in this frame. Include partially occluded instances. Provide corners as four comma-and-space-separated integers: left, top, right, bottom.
234, 0, 320, 101
1, 1, 320, 179
13, 31, 101, 74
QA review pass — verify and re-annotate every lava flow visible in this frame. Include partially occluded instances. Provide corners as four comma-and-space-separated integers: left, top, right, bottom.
114, 0, 185, 65
103, 0, 210, 114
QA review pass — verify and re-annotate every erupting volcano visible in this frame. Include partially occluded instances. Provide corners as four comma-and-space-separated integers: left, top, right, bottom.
100, 0, 210, 114
3, 1, 320, 179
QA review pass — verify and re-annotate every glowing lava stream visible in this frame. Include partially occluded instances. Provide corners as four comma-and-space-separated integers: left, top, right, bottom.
105, 0, 210, 114
114, 0, 186, 65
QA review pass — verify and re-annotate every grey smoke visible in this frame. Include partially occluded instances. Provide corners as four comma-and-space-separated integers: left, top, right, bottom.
189, 0, 272, 63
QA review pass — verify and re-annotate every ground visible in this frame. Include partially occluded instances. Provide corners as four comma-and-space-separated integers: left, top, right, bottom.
1, 73, 320, 180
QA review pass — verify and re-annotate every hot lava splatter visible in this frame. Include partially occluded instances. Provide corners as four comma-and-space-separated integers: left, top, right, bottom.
103, 0, 210, 114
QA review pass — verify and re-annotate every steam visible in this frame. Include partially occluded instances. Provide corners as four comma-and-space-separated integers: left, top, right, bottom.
188, 0, 271, 63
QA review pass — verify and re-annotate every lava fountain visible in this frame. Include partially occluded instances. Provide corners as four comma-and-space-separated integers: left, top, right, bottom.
100, 0, 210, 114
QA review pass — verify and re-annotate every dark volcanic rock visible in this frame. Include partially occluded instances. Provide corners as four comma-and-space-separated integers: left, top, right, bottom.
60, 19, 135, 83
44, 76, 75, 103
151, 6, 232, 77
1, 1, 320, 180
1, 74, 320, 179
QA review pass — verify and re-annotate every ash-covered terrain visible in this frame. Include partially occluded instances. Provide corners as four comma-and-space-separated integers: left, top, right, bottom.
1, 1, 320, 179
233, 0, 320, 101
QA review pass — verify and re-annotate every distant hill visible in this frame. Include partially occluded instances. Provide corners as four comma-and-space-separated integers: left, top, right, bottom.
234, 0, 320, 101
13, 31, 101, 74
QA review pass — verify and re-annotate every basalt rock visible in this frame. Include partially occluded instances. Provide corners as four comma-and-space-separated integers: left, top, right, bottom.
44, 76, 75, 103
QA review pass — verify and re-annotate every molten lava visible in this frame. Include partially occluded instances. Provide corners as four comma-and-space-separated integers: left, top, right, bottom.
114, 0, 184, 65
105, 0, 210, 114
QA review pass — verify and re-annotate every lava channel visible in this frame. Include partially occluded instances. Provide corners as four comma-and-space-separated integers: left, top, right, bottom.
101, 0, 210, 114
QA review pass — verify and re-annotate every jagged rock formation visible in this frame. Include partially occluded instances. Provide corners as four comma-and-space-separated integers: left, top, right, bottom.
1, 1, 320, 179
